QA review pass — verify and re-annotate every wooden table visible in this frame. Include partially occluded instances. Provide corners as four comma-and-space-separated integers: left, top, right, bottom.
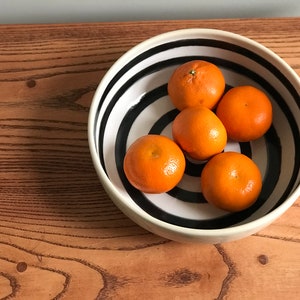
0, 18, 299, 300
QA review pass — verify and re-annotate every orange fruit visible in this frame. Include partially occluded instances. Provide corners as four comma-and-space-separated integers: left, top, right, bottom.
123, 134, 186, 193
172, 106, 227, 161
216, 85, 272, 142
200, 152, 262, 212
167, 60, 225, 111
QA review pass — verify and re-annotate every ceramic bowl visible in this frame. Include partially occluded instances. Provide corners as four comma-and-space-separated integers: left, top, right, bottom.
88, 28, 300, 243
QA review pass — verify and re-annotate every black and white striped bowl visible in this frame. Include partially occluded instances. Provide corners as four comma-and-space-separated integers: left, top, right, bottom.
88, 29, 300, 243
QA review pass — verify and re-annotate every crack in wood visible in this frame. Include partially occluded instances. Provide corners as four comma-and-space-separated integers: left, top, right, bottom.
254, 233, 300, 243
0, 271, 20, 299
97, 269, 130, 299
214, 244, 238, 300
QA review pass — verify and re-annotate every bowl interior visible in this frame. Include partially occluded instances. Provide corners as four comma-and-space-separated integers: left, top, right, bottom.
90, 29, 300, 231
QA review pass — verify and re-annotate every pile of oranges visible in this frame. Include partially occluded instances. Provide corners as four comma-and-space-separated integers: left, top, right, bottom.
123, 60, 273, 212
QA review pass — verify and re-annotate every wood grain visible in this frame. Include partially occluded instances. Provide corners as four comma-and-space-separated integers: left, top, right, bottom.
0, 18, 299, 299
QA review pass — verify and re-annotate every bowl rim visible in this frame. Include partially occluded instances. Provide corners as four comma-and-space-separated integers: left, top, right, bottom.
88, 28, 300, 239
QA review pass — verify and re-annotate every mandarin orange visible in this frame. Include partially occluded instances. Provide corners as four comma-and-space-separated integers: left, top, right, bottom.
216, 85, 272, 142
200, 152, 262, 212
172, 106, 227, 161
168, 60, 225, 111
123, 134, 186, 193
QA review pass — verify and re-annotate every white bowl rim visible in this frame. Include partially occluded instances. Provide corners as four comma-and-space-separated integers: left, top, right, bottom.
88, 28, 300, 240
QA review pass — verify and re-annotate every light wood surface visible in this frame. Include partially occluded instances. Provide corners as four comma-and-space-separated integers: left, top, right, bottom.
0, 18, 299, 300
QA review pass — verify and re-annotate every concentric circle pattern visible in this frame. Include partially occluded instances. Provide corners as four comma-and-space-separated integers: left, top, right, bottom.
90, 29, 300, 236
